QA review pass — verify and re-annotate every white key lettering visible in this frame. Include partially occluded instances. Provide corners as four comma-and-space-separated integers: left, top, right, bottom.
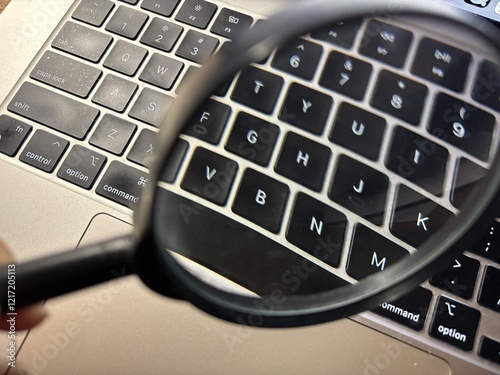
310, 216, 323, 236
416, 213, 429, 231
371, 252, 387, 271
255, 189, 266, 205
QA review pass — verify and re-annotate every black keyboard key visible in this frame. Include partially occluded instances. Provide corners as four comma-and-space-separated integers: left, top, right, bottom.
176, 30, 219, 64
451, 158, 487, 209
139, 53, 184, 90
329, 102, 386, 161
141, 0, 180, 17
72, 0, 115, 26
52, 21, 113, 62
412, 38, 471, 92
430, 255, 480, 300
271, 38, 323, 81
105, 5, 149, 39
371, 70, 427, 125
0, 116, 32, 157
96, 161, 149, 208
479, 337, 500, 365
129, 88, 174, 127
373, 286, 432, 331
472, 60, 500, 112
89, 114, 137, 155
470, 220, 500, 263
319, 51, 372, 101
231, 66, 284, 114
391, 185, 454, 248
429, 296, 480, 351
183, 99, 231, 144
127, 128, 157, 168
181, 147, 238, 205
104, 40, 148, 76
31, 51, 102, 98
57, 145, 106, 189
225, 112, 279, 166
386, 126, 449, 196
160, 139, 189, 183
92, 74, 138, 112
175, 0, 217, 29
478, 266, 500, 312
310, 19, 363, 49
429, 93, 494, 161
359, 20, 413, 68
8, 82, 99, 140
120, 0, 138, 4
329, 155, 389, 225
279, 83, 333, 135
287, 193, 346, 268
210, 8, 253, 39
275, 132, 331, 192
155, 189, 349, 295
19, 130, 69, 173
347, 224, 409, 280
232, 169, 289, 233
140, 18, 184, 52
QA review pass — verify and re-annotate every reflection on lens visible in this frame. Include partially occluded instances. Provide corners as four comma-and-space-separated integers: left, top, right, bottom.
152, 12, 500, 307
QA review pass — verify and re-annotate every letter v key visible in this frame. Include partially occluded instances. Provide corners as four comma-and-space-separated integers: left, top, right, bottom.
206, 166, 217, 181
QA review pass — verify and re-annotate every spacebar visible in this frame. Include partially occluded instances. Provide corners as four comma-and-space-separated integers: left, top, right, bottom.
7, 82, 99, 139
154, 189, 349, 296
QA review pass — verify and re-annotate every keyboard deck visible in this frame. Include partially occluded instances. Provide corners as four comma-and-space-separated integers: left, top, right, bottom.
0, 0, 499, 372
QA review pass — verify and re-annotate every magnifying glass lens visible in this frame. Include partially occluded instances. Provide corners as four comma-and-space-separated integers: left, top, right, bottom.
146, 8, 500, 321
2, 2, 499, 328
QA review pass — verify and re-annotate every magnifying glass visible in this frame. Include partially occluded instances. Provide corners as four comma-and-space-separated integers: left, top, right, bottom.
2, 0, 500, 327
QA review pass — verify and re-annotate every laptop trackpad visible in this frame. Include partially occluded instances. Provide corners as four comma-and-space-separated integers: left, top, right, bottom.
11, 214, 451, 375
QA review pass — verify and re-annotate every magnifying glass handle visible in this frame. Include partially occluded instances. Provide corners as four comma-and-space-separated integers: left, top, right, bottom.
0, 236, 134, 312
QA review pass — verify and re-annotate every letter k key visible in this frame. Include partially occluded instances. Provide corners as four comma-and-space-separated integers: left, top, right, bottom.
416, 212, 429, 231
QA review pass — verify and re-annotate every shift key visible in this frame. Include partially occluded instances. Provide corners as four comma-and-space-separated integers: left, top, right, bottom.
8, 82, 99, 139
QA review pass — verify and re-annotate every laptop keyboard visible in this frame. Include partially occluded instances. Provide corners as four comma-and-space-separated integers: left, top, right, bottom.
0, 0, 499, 371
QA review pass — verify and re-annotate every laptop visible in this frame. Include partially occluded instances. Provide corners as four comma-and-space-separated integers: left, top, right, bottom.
0, 0, 499, 374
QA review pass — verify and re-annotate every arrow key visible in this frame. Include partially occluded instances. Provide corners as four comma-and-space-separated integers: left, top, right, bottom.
430, 254, 480, 299
20, 130, 69, 173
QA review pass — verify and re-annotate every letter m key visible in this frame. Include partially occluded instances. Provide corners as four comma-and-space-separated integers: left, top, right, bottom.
371, 251, 387, 271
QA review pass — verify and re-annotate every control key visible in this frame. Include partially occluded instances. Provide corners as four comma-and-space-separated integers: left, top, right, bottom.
19, 130, 69, 173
